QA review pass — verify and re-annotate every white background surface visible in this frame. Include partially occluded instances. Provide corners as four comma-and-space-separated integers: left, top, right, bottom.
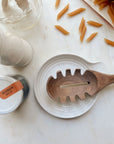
0, 0, 114, 143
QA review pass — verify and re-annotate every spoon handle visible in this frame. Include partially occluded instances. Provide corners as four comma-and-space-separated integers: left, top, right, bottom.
108, 75, 114, 84
88, 70, 114, 90
99, 74, 114, 90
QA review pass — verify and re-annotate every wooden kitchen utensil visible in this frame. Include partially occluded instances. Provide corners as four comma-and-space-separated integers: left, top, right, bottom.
47, 69, 114, 103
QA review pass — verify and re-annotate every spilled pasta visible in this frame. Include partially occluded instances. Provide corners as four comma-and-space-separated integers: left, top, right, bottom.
55, 25, 69, 35
55, 0, 60, 8
57, 4, 69, 20
86, 32, 98, 42
67, 8, 86, 17
87, 20, 103, 27
104, 38, 114, 47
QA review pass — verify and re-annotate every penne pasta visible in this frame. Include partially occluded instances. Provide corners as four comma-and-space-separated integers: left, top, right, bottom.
55, 0, 60, 8
94, 0, 99, 4
99, 2, 109, 11
67, 8, 86, 17
108, 5, 114, 25
57, 4, 69, 20
86, 32, 98, 42
94, 0, 108, 5
55, 25, 69, 35
96, 0, 108, 5
80, 25, 87, 42
110, 4, 114, 15
104, 38, 114, 47
87, 20, 103, 27
79, 17, 85, 33
93, 0, 114, 26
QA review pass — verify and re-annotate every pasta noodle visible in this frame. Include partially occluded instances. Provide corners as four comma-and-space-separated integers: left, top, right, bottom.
99, 2, 109, 10
67, 8, 86, 17
79, 17, 85, 33
96, 0, 108, 5
55, 0, 60, 8
57, 4, 69, 20
80, 25, 87, 42
94, 0, 108, 5
94, 0, 100, 4
86, 32, 98, 42
110, 4, 114, 15
93, 0, 114, 25
87, 21, 103, 27
55, 25, 69, 35
108, 5, 114, 24
104, 38, 114, 47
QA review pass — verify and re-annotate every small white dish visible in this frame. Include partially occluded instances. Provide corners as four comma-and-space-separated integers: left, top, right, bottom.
34, 54, 107, 119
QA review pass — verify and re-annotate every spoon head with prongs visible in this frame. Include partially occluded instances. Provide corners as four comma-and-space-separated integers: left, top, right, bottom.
47, 69, 98, 103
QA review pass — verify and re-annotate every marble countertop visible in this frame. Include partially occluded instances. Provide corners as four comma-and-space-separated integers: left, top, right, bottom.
0, 0, 114, 144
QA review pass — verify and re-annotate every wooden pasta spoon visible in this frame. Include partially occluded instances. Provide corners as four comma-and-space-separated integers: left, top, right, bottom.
47, 69, 114, 103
